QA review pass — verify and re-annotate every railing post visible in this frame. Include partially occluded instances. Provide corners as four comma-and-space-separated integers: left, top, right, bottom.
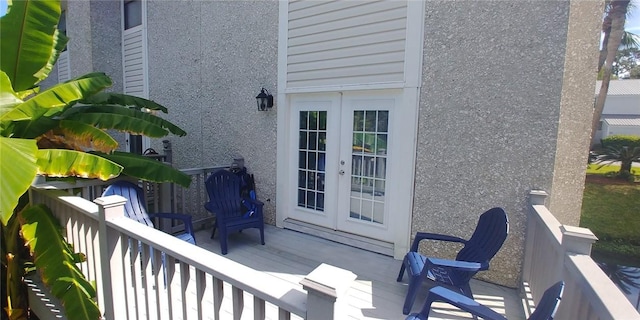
94, 195, 127, 320
529, 190, 548, 206
300, 263, 357, 320
561, 225, 598, 255
523, 190, 549, 280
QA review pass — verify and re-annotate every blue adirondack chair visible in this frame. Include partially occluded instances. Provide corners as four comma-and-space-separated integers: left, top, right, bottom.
102, 180, 196, 245
204, 169, 265, 255
407, 281, 564, 320
397, 207, 508, 315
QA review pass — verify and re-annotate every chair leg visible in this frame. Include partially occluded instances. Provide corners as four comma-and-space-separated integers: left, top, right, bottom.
210, 222, 218, 239
220, 229, 228, 255
397, 255, 408, 282
460, 283, 473, 299
259, 226, 265, 245
403, 276, 421, 315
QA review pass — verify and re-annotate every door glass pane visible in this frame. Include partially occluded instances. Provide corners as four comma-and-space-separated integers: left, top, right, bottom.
297, 111, 327, 212
124, 0, 142, 30
350, 109, 388, 224
129, 134, 143, 154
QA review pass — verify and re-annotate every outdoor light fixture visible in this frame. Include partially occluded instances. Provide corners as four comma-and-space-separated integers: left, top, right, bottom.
255, 88, 273, 111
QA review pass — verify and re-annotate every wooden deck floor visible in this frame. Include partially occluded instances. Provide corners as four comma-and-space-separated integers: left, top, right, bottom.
193, 224, 526, 320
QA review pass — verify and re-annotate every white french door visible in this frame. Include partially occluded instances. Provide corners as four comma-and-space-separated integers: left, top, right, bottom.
289, 92, 396, 243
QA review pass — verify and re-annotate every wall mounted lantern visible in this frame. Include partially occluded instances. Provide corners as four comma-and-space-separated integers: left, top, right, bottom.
255, 88, 274, 111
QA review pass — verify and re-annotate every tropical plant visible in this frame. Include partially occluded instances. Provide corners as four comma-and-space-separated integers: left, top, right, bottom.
1, 0, 190, 319
592, 0, 638, 145
594, 145, 640, 178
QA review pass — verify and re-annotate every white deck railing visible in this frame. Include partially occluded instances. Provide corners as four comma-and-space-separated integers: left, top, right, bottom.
32, 165, 228, 236
522, 190, 640, 319
29, 185, 356, 320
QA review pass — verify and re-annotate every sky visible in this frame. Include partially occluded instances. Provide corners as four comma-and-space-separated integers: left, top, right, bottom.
0, 0, 639, 42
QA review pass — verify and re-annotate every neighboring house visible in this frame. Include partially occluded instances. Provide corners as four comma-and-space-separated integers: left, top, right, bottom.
53, 0, 602, 289
593, 79, 640, 144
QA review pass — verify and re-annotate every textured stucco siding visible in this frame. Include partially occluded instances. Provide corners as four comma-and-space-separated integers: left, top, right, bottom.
66, 0, 93, 77
146, 0, 279, 224
414, 1, 588, 288
548, 0, 602, 225
89, 0, 127, 148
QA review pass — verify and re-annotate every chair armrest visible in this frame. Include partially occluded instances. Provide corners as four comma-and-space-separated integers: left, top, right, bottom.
243, 198, 264, 207
410, 232, 467, 252
241, 198, 264, 218
425, 257, 484, 272
147, 213, 195, 236
418, 286, 506, 320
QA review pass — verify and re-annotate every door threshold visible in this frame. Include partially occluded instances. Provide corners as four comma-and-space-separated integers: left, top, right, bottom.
282, 218, 394, 257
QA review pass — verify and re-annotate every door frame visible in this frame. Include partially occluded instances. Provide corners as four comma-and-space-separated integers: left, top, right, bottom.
278, 89, 418, 258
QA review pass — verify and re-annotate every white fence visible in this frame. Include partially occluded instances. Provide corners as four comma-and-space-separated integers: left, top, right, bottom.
522, 190, 640, 319
29, 186, 355, 320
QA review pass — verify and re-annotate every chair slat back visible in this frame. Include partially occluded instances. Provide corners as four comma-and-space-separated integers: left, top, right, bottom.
452, 207, 508, 283
457, 207, 509, 262
102, 181, 154, 227
205, 170, 244, 218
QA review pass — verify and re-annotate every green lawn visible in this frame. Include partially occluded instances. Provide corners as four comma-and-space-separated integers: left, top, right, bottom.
586, 163, 621, 175
580, 180, 640, 267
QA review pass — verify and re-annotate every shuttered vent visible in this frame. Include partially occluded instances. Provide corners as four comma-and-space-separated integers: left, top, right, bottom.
287, 0, 407, 88
57, 51, 71, 82
123, 28, 146, 97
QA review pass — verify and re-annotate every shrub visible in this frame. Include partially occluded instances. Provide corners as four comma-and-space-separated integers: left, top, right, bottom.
601, 135, 640, 150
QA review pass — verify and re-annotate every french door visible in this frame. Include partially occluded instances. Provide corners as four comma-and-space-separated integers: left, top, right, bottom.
289, 93, 395, 242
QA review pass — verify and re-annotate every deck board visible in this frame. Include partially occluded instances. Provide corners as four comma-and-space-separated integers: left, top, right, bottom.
190, 225, 526, 320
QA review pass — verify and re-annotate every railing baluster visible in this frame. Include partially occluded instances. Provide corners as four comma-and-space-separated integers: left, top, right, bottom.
213, 276, 223, 320
180, 261, 190, 320
232, 285, 244, 320
166, 255, 177, 319
253, 296, 265, 320
142, 243, 153, 319
278, 308, 291, 320
196, 269, 206, 320
152, 247, 165, 320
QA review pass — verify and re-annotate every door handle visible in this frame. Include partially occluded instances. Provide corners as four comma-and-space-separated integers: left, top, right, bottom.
339, 170, 345, 175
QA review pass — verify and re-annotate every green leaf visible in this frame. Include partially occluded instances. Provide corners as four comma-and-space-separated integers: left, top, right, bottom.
94, 151, 191, 187
67, 112, 168, 137
36, 149, 123, 180
0, 72, 112, 136
19, 204, 101, 320
0, 0, 61, 92
0, 71, 23, 118
34, 28, 69, 82
81, 92, 168, 113
64, 105, 187, 137
0, 137, 38, 225
58, 120, 119, 152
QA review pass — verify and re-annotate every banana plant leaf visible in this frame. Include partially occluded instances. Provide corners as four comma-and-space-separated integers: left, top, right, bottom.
57, 120, 119, 152
66, 112, 169, 137
94, 151, 191, 188
0, 72, 112, 136
80, 92, 168, 113
19, 204, 101, 320
36, 149, 123, 180
0, 71, 23, 117
34, 28, 69, 84
0, 137, 38, 225
0, 0, 61, 92
64, 105, 186, 137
